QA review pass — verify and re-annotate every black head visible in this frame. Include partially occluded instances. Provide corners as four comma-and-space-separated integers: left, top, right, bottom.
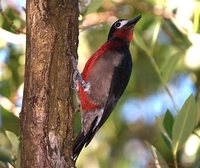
107, 15, 141, 43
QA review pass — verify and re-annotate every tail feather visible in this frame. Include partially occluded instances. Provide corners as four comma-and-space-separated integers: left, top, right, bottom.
73, 117, 98, 162
73, 131, 85, 161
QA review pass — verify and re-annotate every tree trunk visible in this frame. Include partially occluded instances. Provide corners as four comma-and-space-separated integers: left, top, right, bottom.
20, 0, 78, 167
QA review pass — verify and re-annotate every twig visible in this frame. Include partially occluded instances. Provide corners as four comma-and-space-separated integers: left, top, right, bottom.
193, 130, 200, 139
134, 32, 179, 112
0, 3, 26, 34
79, 23, 104, 32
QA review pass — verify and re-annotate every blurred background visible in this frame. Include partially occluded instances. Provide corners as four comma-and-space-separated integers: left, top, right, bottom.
0, 0, 200, 167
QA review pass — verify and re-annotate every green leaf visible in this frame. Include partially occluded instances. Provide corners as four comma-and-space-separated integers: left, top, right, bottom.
192, 157, 200, 168
160, 54, 180, 83
161, 132, 172, 150
86, 0, 103, 14
134, 32, 151, 57
0, 105, 19, 136
0, 131, 12, 163
146, 141, 169, 168
172, 94, 197, 153
0, 147, 12, 163
163, 110, 174, 138
15, 147, 21, 168
197, 98, 200, 125
156, 117, 172, 150
156, 117, 166, 134
5, 131, 19, 156
151, 21, 161, 49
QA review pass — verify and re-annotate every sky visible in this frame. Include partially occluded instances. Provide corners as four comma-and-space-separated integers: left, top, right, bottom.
121, 74, 196, 124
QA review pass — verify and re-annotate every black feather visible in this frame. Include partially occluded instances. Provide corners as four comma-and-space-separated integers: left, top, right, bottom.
73, 117, 98, 161
73, 45, 132, 161
96, 45, 132, 129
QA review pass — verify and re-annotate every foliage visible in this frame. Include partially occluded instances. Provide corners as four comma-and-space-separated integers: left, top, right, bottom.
155, 95, 198, 168
0, 0, 200, 167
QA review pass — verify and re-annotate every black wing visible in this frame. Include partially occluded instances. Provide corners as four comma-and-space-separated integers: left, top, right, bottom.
93, 48, 132, 132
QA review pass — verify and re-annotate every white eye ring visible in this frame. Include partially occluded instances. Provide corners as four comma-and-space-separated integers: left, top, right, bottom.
115, 22, 121, 28
114, 20, 128, 29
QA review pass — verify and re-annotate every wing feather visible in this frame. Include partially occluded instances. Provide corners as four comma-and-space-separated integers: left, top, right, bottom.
73, 46, 132, 160
96, 50, 132, 130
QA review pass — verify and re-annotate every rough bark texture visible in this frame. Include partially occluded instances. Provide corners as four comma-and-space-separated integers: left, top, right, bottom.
20, 0, 78, 167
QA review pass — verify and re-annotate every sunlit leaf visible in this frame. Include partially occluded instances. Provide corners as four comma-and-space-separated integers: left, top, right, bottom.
146, 141, 169, 168
15, 148, 20, 168
151, 21, 161, 49
197, 98, 200, 125
172, 94, 197, 153
160, 54, 180, 83
5, 131, 19, 156
193, 1, 200, 33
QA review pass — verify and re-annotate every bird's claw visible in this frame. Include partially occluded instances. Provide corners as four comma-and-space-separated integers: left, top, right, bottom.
70, 55, 89, 91
71, 68, 79, 90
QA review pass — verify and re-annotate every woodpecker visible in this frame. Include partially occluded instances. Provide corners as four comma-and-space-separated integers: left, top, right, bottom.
72, 15, 141, 161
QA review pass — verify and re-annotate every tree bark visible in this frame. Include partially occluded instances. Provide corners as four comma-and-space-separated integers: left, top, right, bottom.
20, 0, 78, 167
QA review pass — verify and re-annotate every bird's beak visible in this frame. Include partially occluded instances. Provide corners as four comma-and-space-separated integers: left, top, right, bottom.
126, 15, 142, 27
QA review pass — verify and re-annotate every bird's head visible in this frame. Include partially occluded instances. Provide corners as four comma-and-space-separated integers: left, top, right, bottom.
108, 15, 141, 45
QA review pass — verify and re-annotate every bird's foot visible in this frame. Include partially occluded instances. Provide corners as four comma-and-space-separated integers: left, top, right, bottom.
74, 104, 81, 113
70, 55, 90, 91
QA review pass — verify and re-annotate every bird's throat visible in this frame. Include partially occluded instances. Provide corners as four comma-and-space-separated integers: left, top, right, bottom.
112, 29, 133, 46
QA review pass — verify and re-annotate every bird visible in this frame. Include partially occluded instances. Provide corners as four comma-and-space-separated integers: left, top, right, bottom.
73, 15, 141, 161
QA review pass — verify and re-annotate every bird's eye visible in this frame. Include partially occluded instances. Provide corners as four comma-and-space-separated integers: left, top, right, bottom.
115, 22, 121, 28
